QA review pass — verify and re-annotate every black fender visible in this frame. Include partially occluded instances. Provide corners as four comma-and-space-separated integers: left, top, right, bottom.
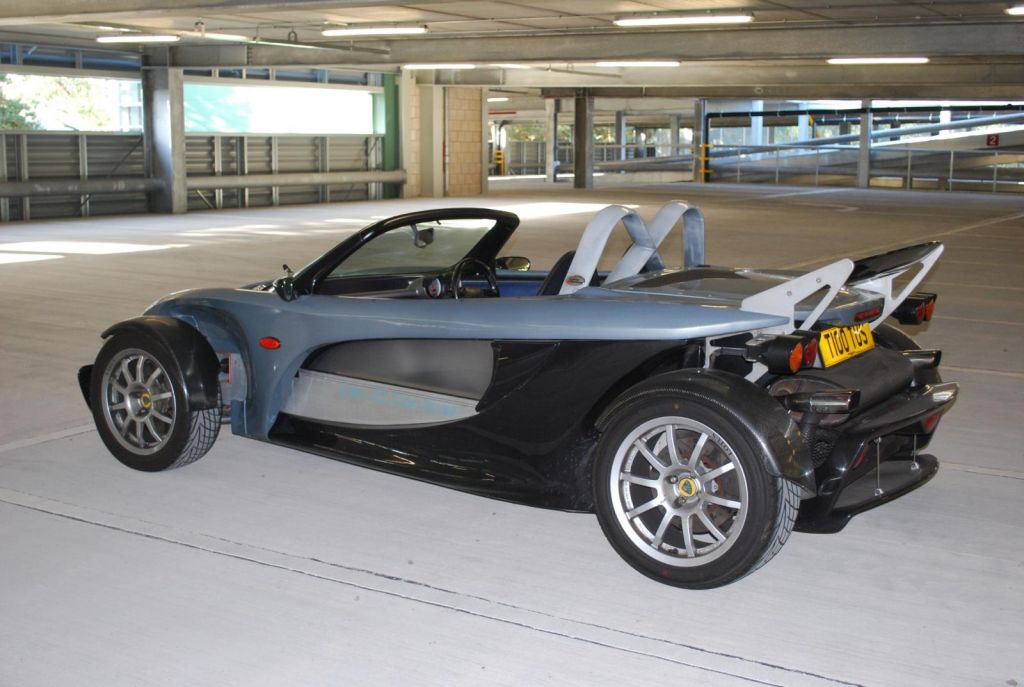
97, 316, 221, 410
595, 368, 815, 495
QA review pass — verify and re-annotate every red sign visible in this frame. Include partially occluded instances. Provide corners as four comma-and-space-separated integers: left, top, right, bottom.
986, 134, 1000, 147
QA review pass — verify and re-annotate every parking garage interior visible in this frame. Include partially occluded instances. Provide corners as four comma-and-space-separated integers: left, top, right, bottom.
1, 2, 1022, 686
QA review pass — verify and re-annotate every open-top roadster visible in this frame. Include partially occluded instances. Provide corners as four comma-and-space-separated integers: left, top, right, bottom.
79, 201, 957, 588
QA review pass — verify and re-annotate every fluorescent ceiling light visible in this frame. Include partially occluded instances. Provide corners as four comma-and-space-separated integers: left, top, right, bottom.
96, 34, 180, 43
487, 97, 509, 102
827, 56, 929, 65
595, 60, 681, 68
488, 63, 531, 70
322, 25, 427, 37
187, 31, 248, 42
614, 14, 752, 27
1006, 5, 1024, 15
403, 63, 475, 70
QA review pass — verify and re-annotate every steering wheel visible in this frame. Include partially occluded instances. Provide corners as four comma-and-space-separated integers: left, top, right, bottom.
449, 257, 500, 299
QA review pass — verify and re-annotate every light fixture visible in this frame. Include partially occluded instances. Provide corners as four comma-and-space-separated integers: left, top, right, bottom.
614, 14, 753, 27
192, 32, 248, 42
488, 63, 531, 70
487, 96, 509, 102
322, 25, 427, 37
96, 34, 180, 43
595, 60, 681, 68
189, 20, 248, 42
827, 57, 929, 65
403, 63, 476, 70
1006, 5, 1024, 15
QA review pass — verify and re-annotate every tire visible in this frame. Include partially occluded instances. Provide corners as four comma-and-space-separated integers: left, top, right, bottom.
873, 322, 942, 386
594, 384, 800, 589
90, 331, 220, 471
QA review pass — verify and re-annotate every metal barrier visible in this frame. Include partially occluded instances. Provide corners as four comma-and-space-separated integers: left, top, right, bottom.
708, 143, 1024, 193
0, 130, 393, 221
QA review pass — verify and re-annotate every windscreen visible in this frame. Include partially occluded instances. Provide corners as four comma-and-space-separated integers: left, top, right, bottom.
327, 219, 496, 278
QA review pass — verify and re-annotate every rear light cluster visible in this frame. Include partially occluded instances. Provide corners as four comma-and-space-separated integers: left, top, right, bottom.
747, 330, 820, 375
894, 292, 937, 325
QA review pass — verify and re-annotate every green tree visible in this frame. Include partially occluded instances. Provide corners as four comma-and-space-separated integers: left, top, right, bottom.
0, 75, 39, 129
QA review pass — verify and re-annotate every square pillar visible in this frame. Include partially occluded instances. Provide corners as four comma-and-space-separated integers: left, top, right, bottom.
545, 98, 560, 183
143, 67, 186, 214
615, 111, 627, 160
693, 98, 709, 183
857, 100, 872, 188
573, 91, 594, 190
418, 85, 445, 198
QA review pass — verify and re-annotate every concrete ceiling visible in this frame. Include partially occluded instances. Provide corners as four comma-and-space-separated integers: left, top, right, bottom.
1, 0, 1022, 101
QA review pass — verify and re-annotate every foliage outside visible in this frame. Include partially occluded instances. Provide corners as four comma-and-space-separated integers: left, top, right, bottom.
0, 75, 39, 129
0, 74, 139, 131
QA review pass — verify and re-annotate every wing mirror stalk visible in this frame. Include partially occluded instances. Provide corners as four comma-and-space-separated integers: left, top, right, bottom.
274, 264, 298, 301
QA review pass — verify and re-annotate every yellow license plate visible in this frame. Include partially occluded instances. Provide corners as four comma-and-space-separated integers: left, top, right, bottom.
819, 323, 875, 367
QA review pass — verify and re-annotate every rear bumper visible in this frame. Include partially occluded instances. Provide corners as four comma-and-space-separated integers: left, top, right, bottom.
795, 381, 958, 533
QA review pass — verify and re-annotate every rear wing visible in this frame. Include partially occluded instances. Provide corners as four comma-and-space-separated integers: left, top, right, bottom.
846, 242, 943, 326
740, 242, 943, 333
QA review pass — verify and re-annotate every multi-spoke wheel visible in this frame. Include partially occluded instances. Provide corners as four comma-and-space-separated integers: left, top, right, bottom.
594, 379, 800, 589
90, 332, 220, 471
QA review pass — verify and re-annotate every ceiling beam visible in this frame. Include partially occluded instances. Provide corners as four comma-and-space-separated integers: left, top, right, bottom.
512, 64, 1024, 100
381, 24, 1024, 63
158, 23, 1024, 69
0, 0, 460, 25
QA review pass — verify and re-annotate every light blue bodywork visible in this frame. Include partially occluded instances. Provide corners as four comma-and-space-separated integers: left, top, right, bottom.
146, 286, 791, 438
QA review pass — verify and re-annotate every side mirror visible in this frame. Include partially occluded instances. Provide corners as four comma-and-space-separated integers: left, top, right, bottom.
496, 256, 531, 272
273, 275, 297, 302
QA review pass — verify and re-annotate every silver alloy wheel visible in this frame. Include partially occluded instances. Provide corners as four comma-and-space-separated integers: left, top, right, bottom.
608, 416, 748, 567
100, 348, 177, 456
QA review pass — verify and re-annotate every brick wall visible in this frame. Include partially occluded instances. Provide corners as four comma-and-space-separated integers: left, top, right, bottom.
446, 88, 483, 197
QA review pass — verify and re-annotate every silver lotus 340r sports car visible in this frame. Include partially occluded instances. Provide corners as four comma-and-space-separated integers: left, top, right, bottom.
79, 201, 957, 588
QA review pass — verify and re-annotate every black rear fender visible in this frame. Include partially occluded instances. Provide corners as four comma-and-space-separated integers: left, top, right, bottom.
97, 316, 222, 410
595, 368, 816, 495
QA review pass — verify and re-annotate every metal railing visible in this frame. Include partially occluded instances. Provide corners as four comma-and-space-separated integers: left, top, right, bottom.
708, 143, 1024, 193
1, 130, 395, 221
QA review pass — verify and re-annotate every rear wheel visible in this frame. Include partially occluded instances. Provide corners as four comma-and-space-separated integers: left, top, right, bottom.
594, 385, 799, 589
90, 331, 220, 471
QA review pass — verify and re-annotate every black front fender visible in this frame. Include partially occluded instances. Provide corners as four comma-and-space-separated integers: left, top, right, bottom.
99, 316, 221, 410
596, 368, 816, 495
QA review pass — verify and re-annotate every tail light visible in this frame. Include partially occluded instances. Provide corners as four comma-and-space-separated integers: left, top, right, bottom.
747, 331, 820, 374
894, 292, 938, 325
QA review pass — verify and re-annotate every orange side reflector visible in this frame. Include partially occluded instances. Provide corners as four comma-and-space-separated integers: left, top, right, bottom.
788, 343, 804, 374
259, 337, 281, 350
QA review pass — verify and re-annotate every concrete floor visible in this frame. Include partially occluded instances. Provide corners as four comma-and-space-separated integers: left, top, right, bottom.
1, 183, 1021, 686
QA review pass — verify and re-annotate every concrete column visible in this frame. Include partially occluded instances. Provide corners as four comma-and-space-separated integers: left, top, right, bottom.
419, 85, 444, 198
669, 114, 681, 156
693, 98, 708, 183
479, 89, 489, 195
545, 98, 559, 183
614, 111, 627, 160
749, 99, 764, 146
573, 90, 594, 190
142, 67, 186, 214
797, 114, 811, 141
398, 70, 419, 198
857, 100, 872, 189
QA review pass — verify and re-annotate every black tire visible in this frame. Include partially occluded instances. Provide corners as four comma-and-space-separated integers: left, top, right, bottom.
89, 331, 220, 471
873, 322, 942, 386
594, 383, 799, 589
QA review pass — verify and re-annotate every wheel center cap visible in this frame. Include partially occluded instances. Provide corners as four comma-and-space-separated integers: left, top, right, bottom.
676, 477, 699, 499
139, 392, 152, 410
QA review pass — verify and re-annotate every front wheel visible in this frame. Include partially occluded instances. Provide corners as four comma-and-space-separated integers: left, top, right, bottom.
594, 386, 799, 589
90, 331, 220, 471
